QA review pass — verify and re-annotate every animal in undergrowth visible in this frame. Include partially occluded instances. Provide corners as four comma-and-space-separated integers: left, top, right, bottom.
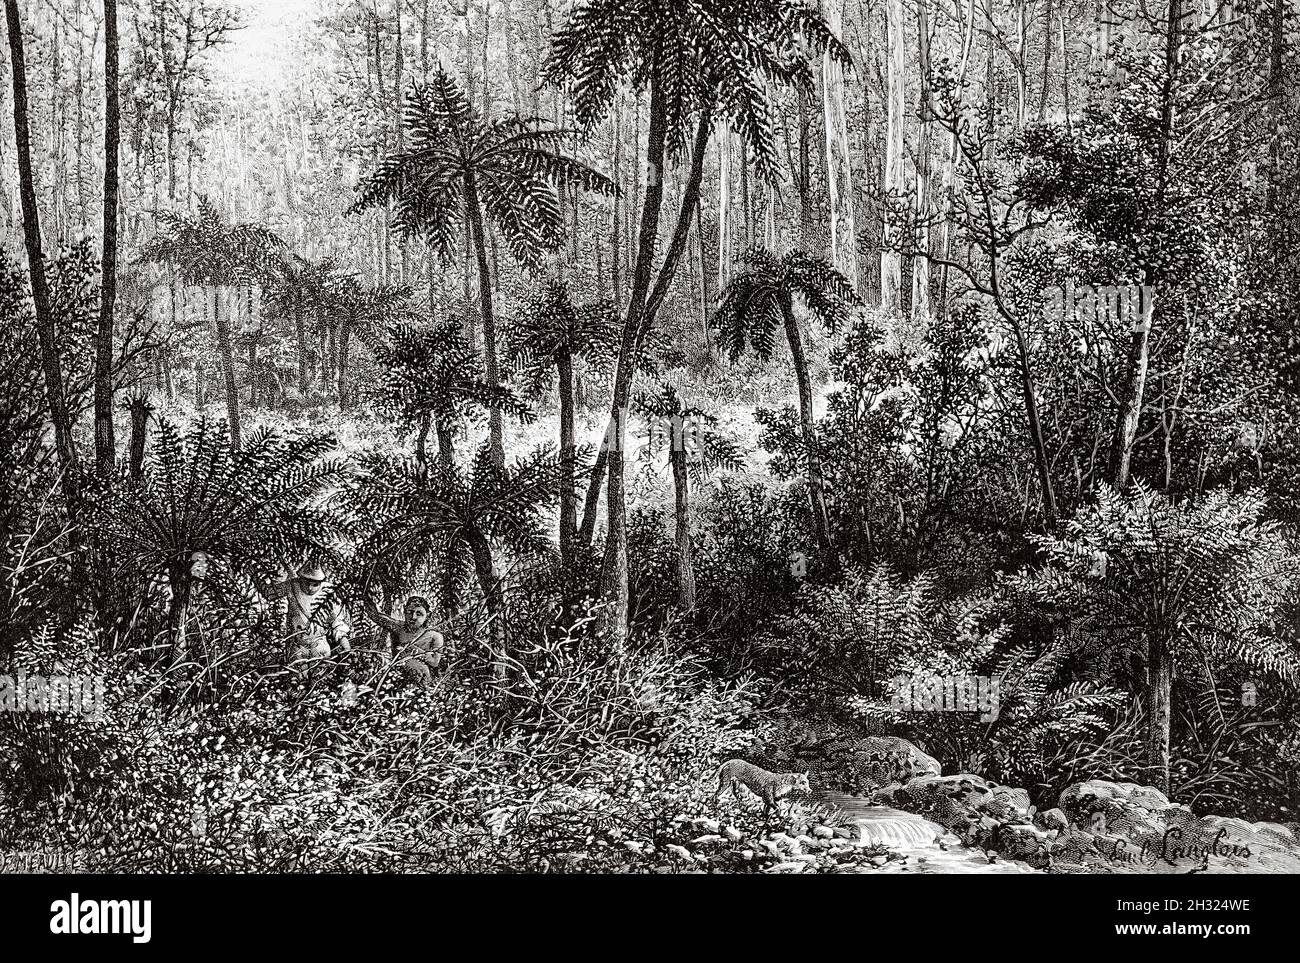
712, 759, 812, 818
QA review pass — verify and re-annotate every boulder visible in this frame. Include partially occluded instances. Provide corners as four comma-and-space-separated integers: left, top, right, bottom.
1054, 779, 1300, 874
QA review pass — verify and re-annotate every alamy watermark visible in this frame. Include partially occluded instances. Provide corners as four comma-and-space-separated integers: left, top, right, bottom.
0, 671, 105, 721
1044, 282, 1154, 333
890, 673, 1001, 722
605, 410, 706, 461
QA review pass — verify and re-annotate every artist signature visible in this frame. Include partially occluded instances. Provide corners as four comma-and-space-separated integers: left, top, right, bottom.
1094, 827, 1252, 867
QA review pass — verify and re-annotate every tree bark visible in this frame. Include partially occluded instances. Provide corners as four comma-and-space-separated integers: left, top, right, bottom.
881, 0, 905, 310
1111, 0, 1181, 489
5, 0, 79, 502
781, 293, 832, 555
822, 0, 858, 291
912, 0, 933, 323
214, 286, 242, 449
599, 90, 711, 642
1146, 630, 1172, 795
670, 444, 695, 611
467, 528, 507, 679
557, 346, 577, 590
463, 172, 505, 468
96, 0, 121, 476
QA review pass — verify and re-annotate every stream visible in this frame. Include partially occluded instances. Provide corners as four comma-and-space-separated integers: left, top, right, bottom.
820, 793, 1042, 874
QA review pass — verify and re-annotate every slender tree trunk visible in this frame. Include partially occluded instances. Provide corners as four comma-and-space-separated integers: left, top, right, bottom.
467, 529, 507, 679
1146, 630, 1172, 795
435, 416, 454, 472
127, 395, 150, 480
96, 0, 121, 476
1111, 0, 1181, 489
463, 174, 505, 468
557, 347, 577, 591
781, 294, 832, 555
338, 323, 352, 408
1038, 0, 1053, 119
717, 126, 732, 291
984, 0, 996, 163
912, 0, 933, 323
579, 438, 609, 546
599, 87, 711, 642
214, 286, 242, 449
670, 445, 695, 611
939, 0, 977, 312
611, 98, 622, 306
415, 410, 431, 477
822, 0, 858, 291
881, 0, 905, 310
6, 0, 79, 502
797, 88, 814, 251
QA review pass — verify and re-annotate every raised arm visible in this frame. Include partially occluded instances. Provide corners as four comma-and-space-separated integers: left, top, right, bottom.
361, 597, 403, 634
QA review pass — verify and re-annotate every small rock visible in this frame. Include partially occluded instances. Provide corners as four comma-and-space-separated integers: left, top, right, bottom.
812, 826, 835, 839
771, 832, 803, 855
723, 825, 744, 843
690, 834, 727, 847
697, 818, 722, 834
770, 861, 807, 874
870, 855, 888, 867
833, 826, 855, 839
665, 844, 693, 862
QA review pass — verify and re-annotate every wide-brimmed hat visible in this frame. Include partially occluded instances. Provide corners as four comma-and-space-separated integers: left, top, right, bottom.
297, 564, 326, 582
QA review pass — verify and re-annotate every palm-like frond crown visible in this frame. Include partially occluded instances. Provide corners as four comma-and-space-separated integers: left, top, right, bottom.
545, 0, 849, 177
506, 280, 621, 377
351, 70, 615, 272
633, 382, 744, 478
713, 246, 859, 361
89, 417, 351, 581
365, 321, 531, 433
1015, 483, 1300, 684
139, 194, 286, 285
352, 444, 562, 577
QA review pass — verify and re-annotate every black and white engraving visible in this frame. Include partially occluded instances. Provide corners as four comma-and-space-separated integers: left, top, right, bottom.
1, 0, 1298, 877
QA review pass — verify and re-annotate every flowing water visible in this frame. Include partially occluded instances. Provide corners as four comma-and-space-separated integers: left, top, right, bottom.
819, 792, 1042, 874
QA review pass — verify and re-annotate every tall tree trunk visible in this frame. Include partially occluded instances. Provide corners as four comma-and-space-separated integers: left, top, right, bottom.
822, 0, 858, 291
214, 286, 242, 449
557, 346, 577, 592
338, 323, 352, 408
1146, 630, 1172, 794
881, 0, 905, 310
912, 0, 933, 323
781, 293, 832, 556
96, 0, 121, 476
579, 438, 609, 546
1111, 0, 1181, 489
797, 88, 814, 251
5, 0, 79, 501
599, 89, 710, 643
1038, 0, 1053, 119
939, 0, 977, 312
670, 444, 695, 611
295, 300, 309, 392
467, 529, 508, 679
984, 0, 996, 163
717, 126, 732, 291
611, 98, 622, 306
126, 394, 151, 480
463, 174, 505, 468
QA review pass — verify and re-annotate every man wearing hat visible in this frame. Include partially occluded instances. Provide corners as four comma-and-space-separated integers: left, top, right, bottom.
263, 561, 351, 671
